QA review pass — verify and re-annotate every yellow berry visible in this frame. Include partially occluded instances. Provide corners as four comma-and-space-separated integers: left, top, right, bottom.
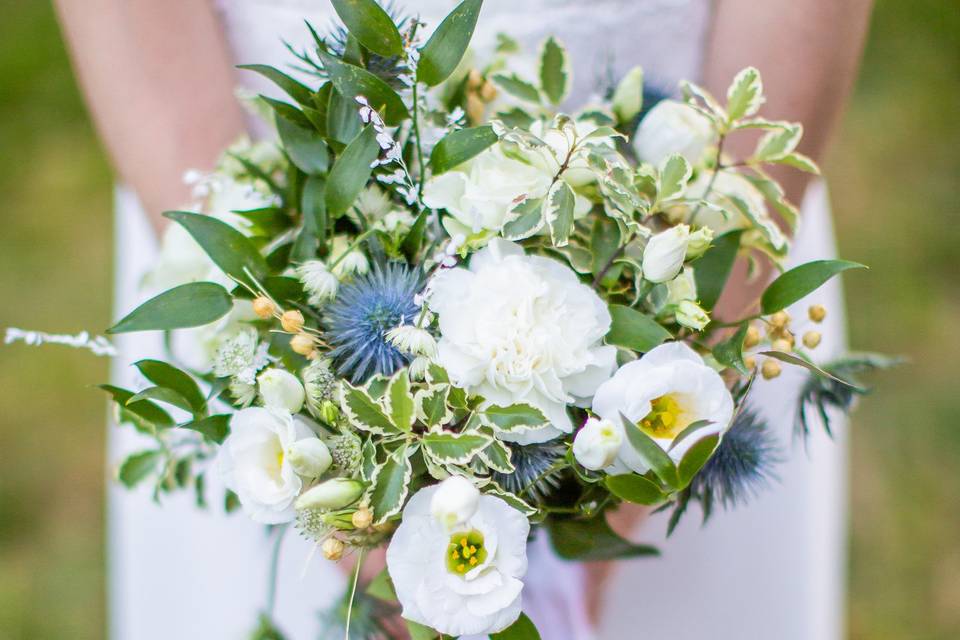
290, 333, 316, 356
280, 309, 305, 333
803, 331, 822, 349
743, 325, 761, 349
769, 311, 790, 330
321, 537, 344, 561
252, 296, 276, 319
772, 338, 792, 353
808, 304, 827, 323
761, 359, 782, 380
744, 356, 757, 370
479, 80, 498, 102
351, 506, 373, 530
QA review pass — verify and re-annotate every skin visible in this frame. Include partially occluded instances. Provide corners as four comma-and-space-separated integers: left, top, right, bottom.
56, 0, 872, 633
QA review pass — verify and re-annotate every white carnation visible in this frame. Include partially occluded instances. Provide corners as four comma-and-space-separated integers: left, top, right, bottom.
592, 342, 734, 472
387, 485, 529, 637
218, 407, 318, 524
633, 99, 714, 166
428, 239, 616, 443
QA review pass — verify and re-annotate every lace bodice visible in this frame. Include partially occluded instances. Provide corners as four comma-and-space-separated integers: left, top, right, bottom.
216, 0, 712, 108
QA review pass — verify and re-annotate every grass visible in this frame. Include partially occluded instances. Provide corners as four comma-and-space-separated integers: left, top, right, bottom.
0, 0, 956, 638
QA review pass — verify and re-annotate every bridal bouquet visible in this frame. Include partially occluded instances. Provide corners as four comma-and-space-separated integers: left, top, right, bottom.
95, 1, 888, 637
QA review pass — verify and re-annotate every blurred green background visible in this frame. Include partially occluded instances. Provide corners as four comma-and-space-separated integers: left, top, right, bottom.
0, 1, 957, 638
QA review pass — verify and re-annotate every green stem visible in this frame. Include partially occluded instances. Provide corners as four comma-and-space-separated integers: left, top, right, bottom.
688, 133, 727, 226
266, 524, 288, 616
592, 232, 637, 289
411, 82, 427, 204
344, 547, 365, 640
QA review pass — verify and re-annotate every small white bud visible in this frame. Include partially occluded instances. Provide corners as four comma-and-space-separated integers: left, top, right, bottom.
430, 475, 480, 530
685, 226, 714, 259
295, 478, 364, 511
675, 300, 710, 331
643, 224, 690, 283
286, 438, 332, 478
257, 368, 305, 413
573, 417, 623, 471
633, 100, 714, 166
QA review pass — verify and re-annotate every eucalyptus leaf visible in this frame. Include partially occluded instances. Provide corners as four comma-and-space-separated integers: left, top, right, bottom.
179, 414, 231, 444
760, 259, 866, 314
108, 282, 233, 334
317, 50, 409, 125
237, 64, 314, 105
100, 384, 174, 429
276, 114, 329, 174
760, 350, 859, 388
118, 450, 162, 488
417, 0, 483, 87
134, 359, 206, 414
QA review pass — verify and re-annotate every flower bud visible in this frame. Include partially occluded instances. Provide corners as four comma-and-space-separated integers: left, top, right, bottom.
430, 475, 480, 530
303, 359, 337, 419
296, 478, 364, 511
252, 296, 276, 319
675, 300, 710, 331
257, 368, 305, 413
320, 401, 340, 426
280, 309, 305, 333
321, 537, 345, 561
808, 304, 827, 323
802, 331, 822, 349
296, 261, 339, 306
744, 325, 761, 349
665, 268, 697, 306
408, 355, 432, 381
351, 506, 373, 529
761, 359, 782, 380
685, 227, 714, 260
633, 100, 714, 166
290, 333, 316, 357
287, 438, 332, 478
643, 224, 690, 283
573, 417, 623, 470
328, 433, 362, 473
333, 250, 370, 277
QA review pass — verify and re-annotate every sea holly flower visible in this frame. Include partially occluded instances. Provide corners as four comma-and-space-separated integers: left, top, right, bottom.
218, 407, 319, 524
592, 342, 734, 472
428, 239, 616, 443
386, 484, 529, 637
632, 99, 715, 166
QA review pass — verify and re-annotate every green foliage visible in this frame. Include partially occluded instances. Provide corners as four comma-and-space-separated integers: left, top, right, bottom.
330, 0, 404, 57
538, 37, 569, 105
491, 613, 541, 640
164, 211, 269, 287
325, 125, 379, 217
429, 125, 498, 174
179, 414, 231, 444
117, 450, 162, 489
543, 180, 575, 246
547, 514, 659, 561
368, 447, 412, 523
275, 114, 329, 174
604, 473, 668, 505
606, 304, 672, 352
134, 360, 206, 414
317, 50, 409, 125
492, 73, 541, 104
611, 66, 643, 124
417, 0, 483, 86
107, 282, 233, 334
621, 413, 679, 488
760, 259, 867, 314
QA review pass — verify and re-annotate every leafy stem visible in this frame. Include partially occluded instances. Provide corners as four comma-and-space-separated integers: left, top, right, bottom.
689, 132, 727, 225
266, 524, 288, 616
592, 231, 638, 289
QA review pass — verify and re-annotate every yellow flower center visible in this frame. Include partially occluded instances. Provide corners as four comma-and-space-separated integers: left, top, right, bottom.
446, 529, 488, 576
637, 394, 688, 439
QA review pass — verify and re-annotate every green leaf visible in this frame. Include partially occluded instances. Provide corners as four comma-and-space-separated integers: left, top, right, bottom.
341, 382, 402, 434
492, 73, 541, 104
330, 0, 404, 57
547, 515, 660, 561
421, 431, 492, 464
404, 620, 436, 640
293, 174, 327, 261
325, 86, 361, 144
108, 282, 233, 334
611, 66, 644, 123
621, 413, 679, 488
117, 450, 162, 488
417, 0, 483, 87
759, 350, 859, 388
326, 125, 379, 217
365, 568, 397, 601
677, 433, 720, 488
237, 64, 314, 105
401, 209, 429, 261
658, 154, 692, 201
415, 385, 452, 427
385, 371, 415, 431
164, 211, 268, 288
712, 322, 749, 374
429, 125, 498, 174
773, 152, 820, 174
694, 229, 743, 311
276, 114, 329, 175
492, 612, 541, 640
760, 259, 866, 314
317, 50, 409, 125
369, 448, 412, 523
606, 304, 672, 352
479, 439, 515, 473
605, 473, 668, 505
501, 198, 544, 241
260, 96, 314, 129
539, 37, 569, 105
725, 67, 764, 122
179, 414, 231, 444
128, 386, 194, 414
752, 123, 802, 162
543, 180, 575, 247
591, 215, 622, 277
482, 403, 548, 432
100, 384, 175, 430
134, 360, 206, 414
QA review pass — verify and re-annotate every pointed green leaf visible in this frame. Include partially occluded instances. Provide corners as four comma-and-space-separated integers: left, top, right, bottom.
492, 73, 541, 104
179, 414, 231, 444
128, 386, 194, 414
117, 450, 162, 488
341, 382, 401, 434
417, 0, 483, 86
415, 385, 452, 427
712, 322, 750, 374
752, 123, 802, 162
759, 350, 859, 388
693, 229, 743, 311
725, 67, 764, 122
611, 66, 644, 123
547, 515, 660, 561
331, 0, 404, 57
544, 180, 575, 247
429, 125, 498, 174
276, 114, 329, 174
237, 64, 314, 105
621, 413, 679, 488
100, 384, 174, 429
761, 259, 866, 314
482, 404, 548, 432
606, 304, 672, 352
539, 37, 569, 105
479, 439, 514, 473
317, 50, 409, 125
605, 473, 668, 505
108, 282, 233, 334
421, 431, 492, 464
134, 359, 206, 414
677, 433, 720, 488
658, 154, 692, 201
369, 448, 412, 523
492, 612, 541, 640
326, 125, 379, 217
386, 371, 415, 431
164, 211, 268, 288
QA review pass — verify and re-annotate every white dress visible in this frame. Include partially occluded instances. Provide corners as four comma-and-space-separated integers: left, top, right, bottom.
109, 1, 847, 638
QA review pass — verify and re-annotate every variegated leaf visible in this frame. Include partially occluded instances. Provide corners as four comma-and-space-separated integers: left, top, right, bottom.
421, 431, 492, 465
478, 439, 515, 474
368, 448, 413, 524
415, 384, 453, 427
658, 154, 692, 201
725, 67, 764, 122
544, 180, 576, 247
341, 382, 401, 435
384, 370, 415, 432
481, 403, 549, 432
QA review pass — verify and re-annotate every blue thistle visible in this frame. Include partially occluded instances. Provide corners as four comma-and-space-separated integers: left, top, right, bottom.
324, 263, 422, 384
492, 440, 566, 503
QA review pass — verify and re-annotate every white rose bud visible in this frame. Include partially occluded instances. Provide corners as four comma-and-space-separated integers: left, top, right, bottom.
643, 224, 690, 283
257, 368, 305, 414
685, 226, 714, 259
573, 417, 623, 471
633, 100, 714, 166
429, 475, 480, 530
295, 478, 364, 511
675, 300, 710, 331
286, 438, 332, 478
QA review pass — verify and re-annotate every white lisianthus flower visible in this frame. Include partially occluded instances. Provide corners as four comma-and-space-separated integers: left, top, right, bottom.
592, 342, 734, 472
572, 417, 623, 470
430, 475, 480, 530
218, 407, 318, 524
286, 438, 332, 478
422, 146, 552, 234
257, 368, 306, 413
296, 261, 339, 305
387, 484, 530, 637
633, 99, 715, 166
643, 224, 690, 283
428, 239, 617, 443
